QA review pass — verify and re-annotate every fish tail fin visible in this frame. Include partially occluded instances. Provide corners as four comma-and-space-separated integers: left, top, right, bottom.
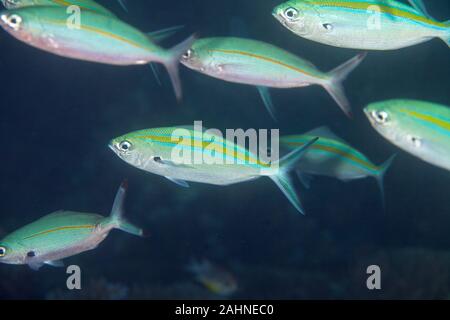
109, 180, 145, 237
269, 137, 319, 215
375, 154, 396, 211
323, 53, 367, 118
161, 34, 197, 102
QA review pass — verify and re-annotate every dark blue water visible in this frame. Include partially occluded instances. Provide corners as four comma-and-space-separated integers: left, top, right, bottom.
0, 0, 449, 299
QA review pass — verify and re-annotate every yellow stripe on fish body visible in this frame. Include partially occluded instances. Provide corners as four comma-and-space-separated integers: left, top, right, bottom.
22, 225, 95, 240
401, 109, 450, 133
209, 49, 326, 79
41, 18, 152, 51
284, 138, 379, 172
310, 0, 446, 28
138, 133, 271, 168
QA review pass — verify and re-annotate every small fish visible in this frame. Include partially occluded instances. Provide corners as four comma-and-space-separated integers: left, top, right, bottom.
1, 0, 122, 16
109, 126, 319, 214
281, 126, 395, 208
0, 6, 195, 101
365, 99, 450, 171
187, 259, 238, 297
181, 37, 366, 118
273, 0, 450, 50
0, 181, 144, 270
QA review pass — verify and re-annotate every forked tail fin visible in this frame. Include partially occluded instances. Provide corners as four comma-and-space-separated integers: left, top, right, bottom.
269, 137, 319, 214
161, 34, 197, 102
109, 180, 144, 237
323, 53, 367, 118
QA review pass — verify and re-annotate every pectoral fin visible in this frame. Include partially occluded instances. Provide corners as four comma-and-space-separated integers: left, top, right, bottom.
149, 63, 162, 86
408, 0, 431, 18
45, 260, 65, 268
257, 86, 277, 121
155, 157, 194, 169
147, 25, 185, 43
166, 176, 190, 188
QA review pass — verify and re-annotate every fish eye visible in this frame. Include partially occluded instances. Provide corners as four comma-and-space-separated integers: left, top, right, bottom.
119, 140, 132, 151
6, 14, 22, 30
283, 7, 299, 21
0, 246, 6, 257
182, 49, 193, 60
322, 23, 333, 31
372, 110, 389, 124
153, 156, 162, 163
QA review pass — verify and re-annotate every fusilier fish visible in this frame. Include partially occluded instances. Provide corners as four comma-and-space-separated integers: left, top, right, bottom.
365, 99, 450, 171
281, 126, 395, 207
273, 0, 450, 50
1, 0, 122, 16
181, 37, 366, 118
0, 6, 195, 100
109, 126, 319, 214
0, 181, 144, 270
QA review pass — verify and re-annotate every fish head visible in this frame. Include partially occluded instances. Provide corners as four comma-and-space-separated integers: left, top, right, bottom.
0, 238, 28, 265
272, 0, 325, 38
109, 133, 149, 169
365, 100, 426, 152
110, 129, 181, 172
179, 39, 216, 73
0, 8, 40, 43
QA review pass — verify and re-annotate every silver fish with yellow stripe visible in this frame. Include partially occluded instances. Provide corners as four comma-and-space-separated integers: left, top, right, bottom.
0, 6, 194, 101
181, 37, 366, 119
0, 181, 144, 270
365, 99, 450, 171
273, 0, 450, 50
281, 126, 395, 207
109, 126, 319, 214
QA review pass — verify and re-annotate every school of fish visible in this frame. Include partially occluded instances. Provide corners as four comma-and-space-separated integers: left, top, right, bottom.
0, 0, 448, 272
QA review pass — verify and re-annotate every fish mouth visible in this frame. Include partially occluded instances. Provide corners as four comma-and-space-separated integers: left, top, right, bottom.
108, 143, 116, 153
363, 107, 377, 126
272, 11, 283, 23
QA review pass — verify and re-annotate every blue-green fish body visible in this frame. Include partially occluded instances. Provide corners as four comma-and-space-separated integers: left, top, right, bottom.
0, 182, 143, 270
365, 99, 450, 171
0, 6, 195, 100
2, 0, 117, 16
281, 127, 395, 205
109, 126, 320, 214
181, 37, 366, 117
273, 0, 450, 50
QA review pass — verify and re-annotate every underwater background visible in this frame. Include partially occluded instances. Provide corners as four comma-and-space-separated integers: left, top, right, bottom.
0, 0, 449, 299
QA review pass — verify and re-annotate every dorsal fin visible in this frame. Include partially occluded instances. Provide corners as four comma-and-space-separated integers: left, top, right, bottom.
407, 0, 431, 18
147, 25, 185, 43
305, 126, 347, 144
